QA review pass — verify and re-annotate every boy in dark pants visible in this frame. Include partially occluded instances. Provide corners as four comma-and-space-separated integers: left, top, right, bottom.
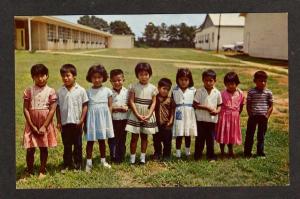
244, 71, 273, 158
193, 70, 222, 162
56, 64, 88, 171
151, 78, 175, 160
110, 69, 129, 163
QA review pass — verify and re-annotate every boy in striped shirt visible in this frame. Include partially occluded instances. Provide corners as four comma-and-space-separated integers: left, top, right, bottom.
244, 71, 273, 158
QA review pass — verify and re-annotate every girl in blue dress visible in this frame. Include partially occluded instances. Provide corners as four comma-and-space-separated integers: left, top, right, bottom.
85, 64, 114, 171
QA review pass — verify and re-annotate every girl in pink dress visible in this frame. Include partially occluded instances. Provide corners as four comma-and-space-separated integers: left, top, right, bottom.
215, 72, 244, 158
23, 64, 57, 178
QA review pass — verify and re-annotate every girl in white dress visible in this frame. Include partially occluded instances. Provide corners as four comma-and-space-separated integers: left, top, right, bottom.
172, 68, 197, 158
85, 64, 114, 171
125, 62, 158, 164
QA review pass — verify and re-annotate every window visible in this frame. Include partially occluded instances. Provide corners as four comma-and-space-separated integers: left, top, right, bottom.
80, 31, 85, 43
212, 32, 214, 43
47, 24, 57, 42
72, 30, 79, 43
58, 26, 71, 42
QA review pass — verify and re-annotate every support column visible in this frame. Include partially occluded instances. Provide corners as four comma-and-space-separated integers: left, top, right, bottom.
28, 17, 32, 51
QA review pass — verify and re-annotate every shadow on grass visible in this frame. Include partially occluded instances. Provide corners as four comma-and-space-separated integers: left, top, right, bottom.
225, 54, 288, 68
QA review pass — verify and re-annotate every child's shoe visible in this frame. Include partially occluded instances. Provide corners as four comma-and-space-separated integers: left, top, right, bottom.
185, 147, 191, 156
175, 150, 181, 158
130, 154, 136, 164
140, 153, 146, 164
101, 161, 112, 169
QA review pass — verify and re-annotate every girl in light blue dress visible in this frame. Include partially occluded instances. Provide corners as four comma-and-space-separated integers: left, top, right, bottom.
85, 64, 114, 171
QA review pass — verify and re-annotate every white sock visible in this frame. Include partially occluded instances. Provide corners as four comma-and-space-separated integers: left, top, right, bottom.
130, 154, 136, 163
100, 158, 106, 163
185, 147, 191, 156
140, 153, 146, 163
86, 159, 92, 166
176, 149, 181, 158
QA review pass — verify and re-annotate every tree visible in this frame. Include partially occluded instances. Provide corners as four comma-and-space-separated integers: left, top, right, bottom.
143, 22, 157, 46
77, 15, 109, 31
109, 20, 134, 35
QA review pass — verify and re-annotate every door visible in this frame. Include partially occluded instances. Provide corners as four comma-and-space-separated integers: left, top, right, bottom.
16, 29, 25, 50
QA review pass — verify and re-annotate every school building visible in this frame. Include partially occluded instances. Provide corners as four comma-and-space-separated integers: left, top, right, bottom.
14, 16, 134, 51
194, 13, 245, 50
240, 13, 288, 60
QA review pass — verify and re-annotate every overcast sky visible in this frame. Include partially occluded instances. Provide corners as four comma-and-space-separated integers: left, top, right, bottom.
55, 14, 206, 37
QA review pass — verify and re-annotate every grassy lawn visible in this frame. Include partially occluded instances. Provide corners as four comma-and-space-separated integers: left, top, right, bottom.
66, 48, 241, 63
15, 49, 289, 188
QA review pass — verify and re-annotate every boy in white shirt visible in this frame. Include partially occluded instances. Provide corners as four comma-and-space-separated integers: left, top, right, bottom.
193, 69, 222, 161
56, 64, 88, 171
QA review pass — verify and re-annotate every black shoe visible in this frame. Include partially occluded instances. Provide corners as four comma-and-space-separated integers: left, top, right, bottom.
244, 153, 252, 158
150, 154, 160, 161
74, 163, 82, 170
257, 152, 266, 157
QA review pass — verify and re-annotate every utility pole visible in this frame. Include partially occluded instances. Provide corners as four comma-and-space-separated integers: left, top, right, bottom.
216, 13, 221, 53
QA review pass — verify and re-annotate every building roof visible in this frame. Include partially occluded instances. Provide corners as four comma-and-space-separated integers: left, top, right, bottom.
14, 16, 112, 37
208, 13, 245, 26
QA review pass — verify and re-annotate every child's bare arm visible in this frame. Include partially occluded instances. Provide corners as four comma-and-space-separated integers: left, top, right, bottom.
145, 95, 156, 120
23, 100, 39, 134
39, 102, 57, 134
56, 106, 62, 131
128, 90, 142, 120
78, 102, 88, 128
108, 96, 113, 113
193, 100, 213, 112
266, 103, 273, 119
239, 103, 244, 114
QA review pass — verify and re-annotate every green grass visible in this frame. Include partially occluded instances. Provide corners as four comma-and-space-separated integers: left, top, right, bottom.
83, 48, 241, 63
15, 49, 289, 188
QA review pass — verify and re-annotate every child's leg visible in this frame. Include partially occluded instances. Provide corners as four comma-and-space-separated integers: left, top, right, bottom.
244, 116, 258, 157
130, 133, 139, 163
194, 121, 205, 160
140, 133, 148, 163
61, 124, 73, 168
206, 122, 216, 160
162, 128, 172, 158
184, 136, 191, 156
256, 116, 268, 156
73, 125, 83, 169
119, 120, 128, 162
98, 139, 111, 168
153, 129, 162, 157
228, 144, 234, 156
26, 148, 35, 174
86, 141, 94, 159
175, 136, 183, 157
220, 144, 225, 155
98, 140, 106, 158
39, 147, 48, 174
108, 137, 116, 161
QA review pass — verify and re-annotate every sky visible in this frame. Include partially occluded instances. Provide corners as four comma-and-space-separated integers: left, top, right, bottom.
55, 14, 206, 38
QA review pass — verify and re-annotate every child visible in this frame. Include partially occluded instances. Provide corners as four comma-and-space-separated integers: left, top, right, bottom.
85, 64, 115, 171
110, 69, 129, 163
194, 69, 222, 161
244, 71, 273, 158
56, 64, 88, 171
215, 72, 244, 158
172, 68, 197, 158
23, 64, 57, 178
125, 62, 158, 164
152, 78, 175, 160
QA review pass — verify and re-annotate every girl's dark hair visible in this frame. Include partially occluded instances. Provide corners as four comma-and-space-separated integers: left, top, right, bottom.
158, 78, 172, 89
224, 71, 240, 85
202, 69, 216, 80
86, 64, 108, 83
31, 64, 49, 77
254, 70, 268, 80
135, 62, 152, 78
60, 64, 77, 76
110, 69, 124, 79
176, 68, 194, 87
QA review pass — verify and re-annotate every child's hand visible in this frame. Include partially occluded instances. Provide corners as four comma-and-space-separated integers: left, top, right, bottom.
209, 109, 218, 115
39, 125, 47, 134
77, 121, 84, 129
56, 123, 62, 132
166, 121, 173, 128
121, 105, 129, 112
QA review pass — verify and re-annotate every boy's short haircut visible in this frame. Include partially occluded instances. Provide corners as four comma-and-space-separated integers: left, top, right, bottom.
202, 69, 217, 80
254, 70, 268, 80
110, 69, 124, 79
158, 78, 172, 89
31, 64, 49, 77
135, 62, 152, 78
60, 64, 77, 76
